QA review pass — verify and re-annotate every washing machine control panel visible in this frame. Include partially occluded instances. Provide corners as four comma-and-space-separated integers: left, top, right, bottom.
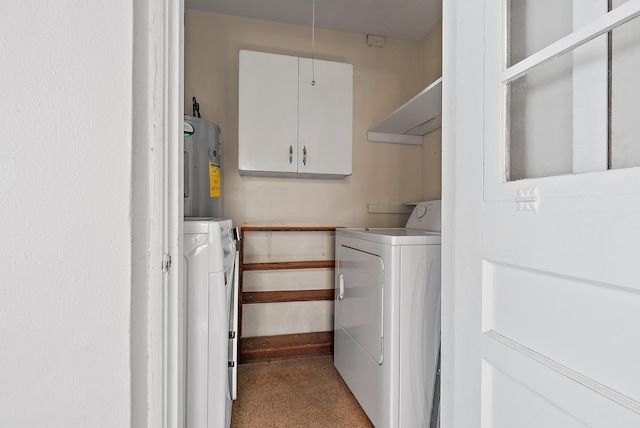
405, 200, 441, 230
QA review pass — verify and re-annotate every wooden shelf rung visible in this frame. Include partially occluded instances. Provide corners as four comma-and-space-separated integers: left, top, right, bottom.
242, 225, 336, 232
243, 289, 334, 304
243, 260, 335, 271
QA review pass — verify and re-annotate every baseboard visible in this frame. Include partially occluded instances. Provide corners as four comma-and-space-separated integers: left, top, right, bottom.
239, 331, 333, 364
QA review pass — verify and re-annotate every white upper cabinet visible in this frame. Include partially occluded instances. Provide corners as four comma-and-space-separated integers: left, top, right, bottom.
239, 50, 299, 175
239, 50, 353, 178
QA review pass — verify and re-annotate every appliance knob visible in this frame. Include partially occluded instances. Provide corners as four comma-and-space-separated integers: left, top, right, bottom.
416, 206, 427, 218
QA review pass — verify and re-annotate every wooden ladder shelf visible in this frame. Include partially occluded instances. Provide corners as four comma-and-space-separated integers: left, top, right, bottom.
238, 225, 336, 363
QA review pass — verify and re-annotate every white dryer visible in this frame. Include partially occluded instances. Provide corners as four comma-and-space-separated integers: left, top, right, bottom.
334, 200, 441, 428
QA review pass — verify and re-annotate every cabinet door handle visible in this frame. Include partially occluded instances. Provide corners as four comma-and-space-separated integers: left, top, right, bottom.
303, 146, 307, 166
338, 274, 344, 300
289, 145, 293, 164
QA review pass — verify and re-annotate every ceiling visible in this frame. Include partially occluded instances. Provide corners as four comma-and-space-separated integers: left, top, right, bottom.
185, 0, 442, 42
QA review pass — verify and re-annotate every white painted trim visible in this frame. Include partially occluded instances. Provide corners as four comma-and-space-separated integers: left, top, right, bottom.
131, 0, 166, 427
442, 0, 487, 426
441, 0, 456, 426
131, 0, 183, 427
162, 0, 185, 427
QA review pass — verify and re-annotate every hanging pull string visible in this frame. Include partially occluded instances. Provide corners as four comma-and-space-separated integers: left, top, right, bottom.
311, 0, 316, 86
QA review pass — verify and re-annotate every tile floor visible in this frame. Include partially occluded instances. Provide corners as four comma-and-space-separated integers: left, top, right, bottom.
231, 355, 374, 427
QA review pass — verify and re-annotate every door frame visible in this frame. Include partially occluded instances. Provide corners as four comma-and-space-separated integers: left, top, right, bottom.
131, 0, 184, 427
441, 0, 487, 426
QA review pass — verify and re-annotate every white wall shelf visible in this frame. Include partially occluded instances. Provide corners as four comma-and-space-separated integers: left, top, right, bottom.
367, 77, 442, 145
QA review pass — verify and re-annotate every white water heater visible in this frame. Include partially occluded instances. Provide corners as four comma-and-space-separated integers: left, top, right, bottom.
184, 115, 222, 218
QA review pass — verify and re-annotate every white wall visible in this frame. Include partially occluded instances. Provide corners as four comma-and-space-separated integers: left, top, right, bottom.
0, 2, 132, 426
184, 11, 442, 228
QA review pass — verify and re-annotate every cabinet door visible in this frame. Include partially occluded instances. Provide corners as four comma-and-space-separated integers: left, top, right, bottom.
238, 50, 298, 175
298, 58, 353, 176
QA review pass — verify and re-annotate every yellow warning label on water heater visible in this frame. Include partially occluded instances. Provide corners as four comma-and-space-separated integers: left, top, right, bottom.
209, 163, 220, 198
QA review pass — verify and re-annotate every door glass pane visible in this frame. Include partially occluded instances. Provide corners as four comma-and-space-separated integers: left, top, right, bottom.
508, 0, 631, 67
507, 32, 608, 181
611, 7, 640, 169
506, 9, 640, 181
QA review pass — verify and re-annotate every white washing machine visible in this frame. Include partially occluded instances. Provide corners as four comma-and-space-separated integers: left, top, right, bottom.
334, 200, 441, 428
184, 218, 239, 428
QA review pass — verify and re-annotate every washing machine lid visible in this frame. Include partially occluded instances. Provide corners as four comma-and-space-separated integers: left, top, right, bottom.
184, 218, 236, 275
336, 227, 441, 245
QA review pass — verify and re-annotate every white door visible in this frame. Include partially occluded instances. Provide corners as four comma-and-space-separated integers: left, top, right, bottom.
443, 0, 640, 426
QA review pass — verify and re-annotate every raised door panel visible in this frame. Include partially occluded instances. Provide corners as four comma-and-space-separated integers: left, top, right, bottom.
238, 50, 298, 175
298, 57, 353, 176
